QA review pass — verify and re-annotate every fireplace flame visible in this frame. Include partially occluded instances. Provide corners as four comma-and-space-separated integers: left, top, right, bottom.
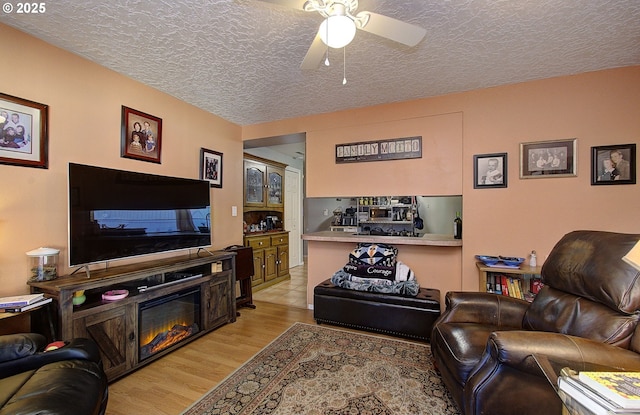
140, 322, 199, 360
141, 319, 189, 346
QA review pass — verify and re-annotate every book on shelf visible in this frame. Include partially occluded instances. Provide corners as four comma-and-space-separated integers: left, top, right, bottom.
491, 274, 503, 295
559, 374, 640, 415
0, 293, 44, 308
506, 277, 516, 299
514, 278, 523, 299
486, 274, 494, 293
0, 297, 52, 313
531, 279, 544, 294
501, 275, 509, 296
578, 372, 640, 409
486, 272, 543, 301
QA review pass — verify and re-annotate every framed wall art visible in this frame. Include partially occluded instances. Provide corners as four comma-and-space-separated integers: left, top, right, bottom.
474, 153, 507, 189
520, 138, 577, 179
0, 92, 48, 169
335, 136, 422, 163
591, 143, 636, 185
121, 106, 162, 163
200, 148, 223, 188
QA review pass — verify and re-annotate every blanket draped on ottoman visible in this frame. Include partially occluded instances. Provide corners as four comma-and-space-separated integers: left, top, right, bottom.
330, 243, 420, 296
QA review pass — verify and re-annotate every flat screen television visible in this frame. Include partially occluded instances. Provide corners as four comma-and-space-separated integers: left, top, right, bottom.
68, 163, 211, 267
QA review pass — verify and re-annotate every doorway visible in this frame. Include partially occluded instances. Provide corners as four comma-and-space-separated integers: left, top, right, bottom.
243, 133, 306, 268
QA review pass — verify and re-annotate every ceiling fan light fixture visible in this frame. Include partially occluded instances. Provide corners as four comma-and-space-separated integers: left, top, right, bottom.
319, 15, 356, 48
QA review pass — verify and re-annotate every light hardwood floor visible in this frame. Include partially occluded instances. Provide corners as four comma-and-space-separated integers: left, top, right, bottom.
105, 265, 311, 415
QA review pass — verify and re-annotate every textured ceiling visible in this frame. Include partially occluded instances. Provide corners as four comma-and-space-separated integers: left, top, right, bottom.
3, 0, 640, 126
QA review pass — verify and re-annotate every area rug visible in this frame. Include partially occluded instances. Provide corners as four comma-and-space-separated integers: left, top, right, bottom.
182, 322, 459, 415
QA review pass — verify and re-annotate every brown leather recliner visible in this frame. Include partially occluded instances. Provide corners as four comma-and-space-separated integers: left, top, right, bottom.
431, 230, 640, 415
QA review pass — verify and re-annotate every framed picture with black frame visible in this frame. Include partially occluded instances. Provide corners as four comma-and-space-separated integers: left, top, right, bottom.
474, 152, 507, 189
520, 138, 577, 178
200, 148, 223, 188
591, 144, 636, 185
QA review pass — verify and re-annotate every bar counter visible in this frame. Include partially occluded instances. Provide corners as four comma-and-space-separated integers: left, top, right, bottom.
301, 231, 462, 247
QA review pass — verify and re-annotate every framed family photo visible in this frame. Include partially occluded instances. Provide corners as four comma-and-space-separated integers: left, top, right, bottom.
591, 144, 636, 185
0, 93, 48, 169
121, 106, 162, 163
520, 138, 577, 179
474, 152, 507, 189
200, 148, 223, 188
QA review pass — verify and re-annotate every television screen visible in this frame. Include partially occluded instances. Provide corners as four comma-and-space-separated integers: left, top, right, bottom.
68, 163, 211, 266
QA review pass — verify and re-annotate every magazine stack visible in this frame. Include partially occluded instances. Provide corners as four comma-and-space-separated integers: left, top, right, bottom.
559, 368, 640, 415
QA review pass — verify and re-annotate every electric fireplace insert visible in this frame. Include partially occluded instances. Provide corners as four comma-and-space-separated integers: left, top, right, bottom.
138, 287, 201, 361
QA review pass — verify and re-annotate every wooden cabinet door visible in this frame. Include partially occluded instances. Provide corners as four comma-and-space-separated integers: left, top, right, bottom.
277, 245, 289, 278
266, 166, 284, 208
73, 304, 134, 380
244, 160, 266, 208
206, 278, 230, 329
264, 247, 277, 281
251, 249, 265, 286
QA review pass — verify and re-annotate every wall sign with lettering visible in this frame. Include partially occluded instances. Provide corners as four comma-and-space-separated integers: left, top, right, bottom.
335, 136, 422, 164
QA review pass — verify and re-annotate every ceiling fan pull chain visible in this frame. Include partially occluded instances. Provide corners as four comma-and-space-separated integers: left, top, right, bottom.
325, 18, 330, 66
342, 47, 347, 85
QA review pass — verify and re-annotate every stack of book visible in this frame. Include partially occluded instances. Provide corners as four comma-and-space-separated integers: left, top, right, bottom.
0, 293, 52, 313
559, 368, 640, 415
486, 273, 543, 302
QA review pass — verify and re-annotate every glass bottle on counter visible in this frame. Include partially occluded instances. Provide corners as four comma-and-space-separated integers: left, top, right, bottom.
453, 211, 462, 239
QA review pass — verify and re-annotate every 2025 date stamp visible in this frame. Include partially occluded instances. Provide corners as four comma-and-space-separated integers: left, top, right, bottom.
3, 2, 47, 14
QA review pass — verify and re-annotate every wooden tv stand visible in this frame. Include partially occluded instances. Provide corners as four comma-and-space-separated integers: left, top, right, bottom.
28, 251, 236, 381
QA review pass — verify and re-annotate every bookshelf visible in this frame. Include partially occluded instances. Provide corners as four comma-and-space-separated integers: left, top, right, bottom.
477, 262, 543, 302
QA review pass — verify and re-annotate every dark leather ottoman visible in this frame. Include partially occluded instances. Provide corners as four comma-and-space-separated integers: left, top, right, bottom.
313, 279, 440, 341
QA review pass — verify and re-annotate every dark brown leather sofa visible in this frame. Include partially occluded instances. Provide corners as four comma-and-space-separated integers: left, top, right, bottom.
431, 230, 640, 415
0, 333, 108, 415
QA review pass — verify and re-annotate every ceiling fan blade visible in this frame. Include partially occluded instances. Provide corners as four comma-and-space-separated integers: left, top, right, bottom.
356, 11, 426, 47
256, 0, 309, 11
300, 30, 327, 70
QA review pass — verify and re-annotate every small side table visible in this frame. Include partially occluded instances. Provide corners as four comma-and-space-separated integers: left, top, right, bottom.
225, 245, 256, 314
533, 354, 623, 415
0, 300, 56, 342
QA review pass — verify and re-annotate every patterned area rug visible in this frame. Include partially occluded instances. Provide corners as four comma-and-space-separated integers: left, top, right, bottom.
182, 322, 459, 415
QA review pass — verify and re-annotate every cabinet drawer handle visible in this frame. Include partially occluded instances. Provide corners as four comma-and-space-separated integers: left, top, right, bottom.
259, 242, 263, 246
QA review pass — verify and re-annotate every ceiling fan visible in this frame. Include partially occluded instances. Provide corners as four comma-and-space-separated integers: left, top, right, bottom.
259, 0, 427, 70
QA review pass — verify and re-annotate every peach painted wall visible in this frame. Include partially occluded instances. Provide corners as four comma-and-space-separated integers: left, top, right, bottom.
305, 112, 463, 197
0, 24, 244, 298
244, 66, 640, 305
302, 112, 464, 306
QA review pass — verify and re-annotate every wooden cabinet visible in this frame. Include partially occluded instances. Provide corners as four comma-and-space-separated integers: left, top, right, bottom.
244, 154, 285, 210
73, 304, 133, 380
244, 159, 266, 208
246, 235, 269, 287
243, 154, 289, 291
244, 231, 290, 290
264, 247, 277, 282
29, 252, 236, 381
271, 234, 289, 278
251, 249, 265, 286
205, 276, 232, 330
